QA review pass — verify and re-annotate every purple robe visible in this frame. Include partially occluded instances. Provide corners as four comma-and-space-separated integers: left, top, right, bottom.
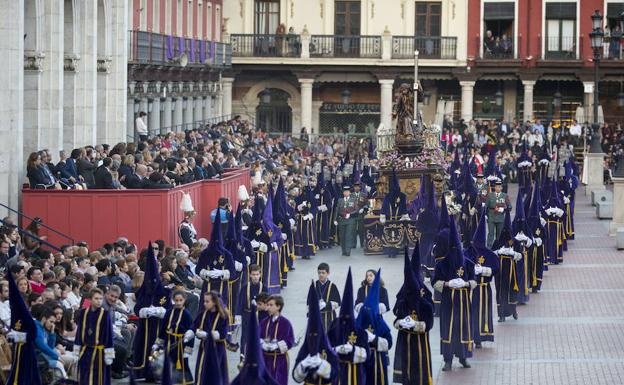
75, 307, 114, 385
260, 315, 295, 385
194, 310, 229, 385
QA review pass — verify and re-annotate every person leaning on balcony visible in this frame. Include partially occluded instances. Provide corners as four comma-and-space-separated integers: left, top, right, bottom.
135, 111, 148, 142
484, 30, 496, 55
610, 25, 622, 60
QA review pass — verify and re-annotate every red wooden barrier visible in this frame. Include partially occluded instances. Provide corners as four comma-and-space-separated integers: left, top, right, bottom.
21, 168, 250, 250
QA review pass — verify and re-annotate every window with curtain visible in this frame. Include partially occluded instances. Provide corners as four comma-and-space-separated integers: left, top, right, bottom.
334, 0, 361, 36
255, 0, 280, 35
415, 2, 441, 36
545, 2, 576, 59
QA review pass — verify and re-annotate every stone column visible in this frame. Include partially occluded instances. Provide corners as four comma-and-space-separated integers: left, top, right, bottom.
610, 176, 624, 235
173, 95, 184, 129
522, 80, 536, 123
0, 0, 24, 216
40, 0, 64, 159
583, 81, 594, 123
23, 54, 43, 159
195, 96, 205, 123
76, 0, 98, 147
64, 56, 80, 150
162, 96, 172, 132
379, 79, 394, 130
149, 84, 161, 135
216, 90, 223, 118
183, 96, 194, 129
585, 152, 605, 195
460, 81, 475, 122
381, 27, 392, 60
299, 79, 314, 136
127, 94, 135, 140
222, 77, 234, 118
312, 101, 323, 135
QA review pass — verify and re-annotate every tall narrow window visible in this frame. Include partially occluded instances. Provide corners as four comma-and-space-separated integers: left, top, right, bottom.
415, 2, 441, 36
215, 5, 221, 41
197, 2, 202, 38
255, 0, 279, 35
334, 0, 361, 36
177, 0, 183, 36
545, 2, 576, 59
206, 4, 212, 40
153, 0, 160, 33
187, 0, 193, 37
165, 0, 172, 34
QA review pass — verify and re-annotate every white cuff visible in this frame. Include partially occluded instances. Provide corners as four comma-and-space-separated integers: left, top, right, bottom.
379, 303, 387, 314
481, 267, 492, 277
379, 214, 386, 223
469, 280, 477, 290
316, 360, 332, 379
183, 330, 195, 343
433, 280, 445, 293
235, 261, 243, 272
330, 301, 339, 310
222, 269, 231, 280
377, 337, 389, 352
277, 340, 289, 354
353, 346, 367, 364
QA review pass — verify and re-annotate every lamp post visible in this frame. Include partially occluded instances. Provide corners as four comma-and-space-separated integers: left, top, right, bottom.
413, 50, 420, 134
589, 10, 604, 153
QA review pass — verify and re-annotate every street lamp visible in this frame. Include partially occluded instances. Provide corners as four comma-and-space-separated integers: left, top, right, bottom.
553, 90, 562, 109
259, 88, 271, 104
422, 90, 431, 106
589, 10, 604, 153
495, 88, 504, 107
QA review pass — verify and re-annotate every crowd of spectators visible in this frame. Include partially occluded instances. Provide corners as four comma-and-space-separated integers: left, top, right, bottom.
483, 29, 513, 57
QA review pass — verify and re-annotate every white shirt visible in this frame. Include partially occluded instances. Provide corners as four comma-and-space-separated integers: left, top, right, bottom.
0, 300, 10, 325
135, 116, 148, 135
569, 124, 582, 136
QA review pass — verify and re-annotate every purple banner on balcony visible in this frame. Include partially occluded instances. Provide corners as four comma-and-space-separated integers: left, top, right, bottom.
166, 35, 174, 60
199, 40, 206, 63
177, 36, 185, 56
189, 39, 196, 62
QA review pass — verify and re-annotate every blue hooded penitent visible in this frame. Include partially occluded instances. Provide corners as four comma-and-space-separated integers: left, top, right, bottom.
262, 194, 283, 246
368, 140, 376, 160
135, 243, 170, 308
355, 269, 390, 337
231, 305, 279, 385
432, 193, 451, 259
197, 208, 235, 298
6, 269, 42, 385
512, 191, 531, 238
440, 219, 467, 279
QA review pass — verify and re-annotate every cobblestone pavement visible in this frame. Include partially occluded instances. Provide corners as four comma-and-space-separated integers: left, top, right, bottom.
117, 185, 624, 384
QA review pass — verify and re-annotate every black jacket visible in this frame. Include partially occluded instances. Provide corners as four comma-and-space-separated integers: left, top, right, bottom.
78, 158, 96, 187
94, 166, 115, 189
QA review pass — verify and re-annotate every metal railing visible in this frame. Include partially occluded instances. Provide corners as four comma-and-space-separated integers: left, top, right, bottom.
0, 203, 74, 246
543, 36, 577, 60
128, 30, 232, 68
479, 36, 515, 59
310, 35, 382, 58
230, 34, 301, 57
392, 36, 457, 59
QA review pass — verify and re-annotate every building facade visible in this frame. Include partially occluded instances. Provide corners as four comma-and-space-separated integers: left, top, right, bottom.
127, 0, 232, 137
1, 0, 128, 215
223, 0, 624, 135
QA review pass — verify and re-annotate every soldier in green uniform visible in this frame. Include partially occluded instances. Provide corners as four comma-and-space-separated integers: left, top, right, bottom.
333, 185, 357, 256
486, 180, 512, 247
351, 181, 369, 249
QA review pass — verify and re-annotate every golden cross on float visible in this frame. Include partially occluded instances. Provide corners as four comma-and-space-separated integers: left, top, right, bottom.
456, 266, 464, 277
478, 255, 485, 264
367, 325, 374, 333
348, 331, 358, 344
14, 320, 22, 330
160, 296, 167, 305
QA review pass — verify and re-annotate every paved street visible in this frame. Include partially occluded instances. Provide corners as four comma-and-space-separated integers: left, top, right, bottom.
118, 185, 624, 385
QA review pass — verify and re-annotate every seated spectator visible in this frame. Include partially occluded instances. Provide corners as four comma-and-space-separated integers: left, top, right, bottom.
27, 152, 61, 190
94, 157, 118, 189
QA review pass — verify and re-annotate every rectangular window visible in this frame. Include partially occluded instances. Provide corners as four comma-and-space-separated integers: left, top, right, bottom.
334, 0, 361, 36
545, 2, 576, 59
255, 0, 280, 35
415, 2, 441, 37
482, 1, 514, 58
206, 4, 212, 40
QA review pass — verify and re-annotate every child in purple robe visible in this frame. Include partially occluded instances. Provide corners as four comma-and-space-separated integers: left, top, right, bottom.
260, 295, 295, 385
194, 291, 230, 385
75, 288, 115, 385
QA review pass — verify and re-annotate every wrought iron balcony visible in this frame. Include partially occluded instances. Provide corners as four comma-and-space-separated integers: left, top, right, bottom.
310, 35, 382, 58
230, 34, 301, 57
392, 36, 458, 59
543, 36, 578, 60
128, 30, 231, 68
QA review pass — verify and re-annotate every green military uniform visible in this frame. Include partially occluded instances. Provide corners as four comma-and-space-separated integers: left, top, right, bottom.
486, 187, 512, 247
351, 186, 369, 249
334, 189, 357, 256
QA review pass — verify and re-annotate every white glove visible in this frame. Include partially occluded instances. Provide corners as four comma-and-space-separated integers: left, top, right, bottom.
379, 214, 386, 224
474, 264, 484, 275
235, 315, 242, 325
246, 255, 251, 264
281, 233, 287, 240
540, 217, 547, 226
413, 321, 427, 333
335, 343, 354, 355
306, 213, 314, 221
261, 340, 271, 351
334, 221, 338, 226
289, 218, 296, 227
259, 242, 268, 252
481, 267, 493, 277
534, 237, 542, 246
470, 207, 477, 216
366, 329, 376, 343
251, 299, 257, 306
400, 214, 410, 221
513, 252, 523, 262
200, 268, 211, 280
377, 337, 389, 352
297, 203, 306, 211
330, 301, 339, 310
354, 303, 363, 315
316, 359, 332, 379
318, 204, 327, 212
235, 261, 243, 272
399, 316, 416, 329
319, 299, 327, 310
183, 330, 195, 343
207, 269, 224, 279
448, 278, 466, 289
250, 240, 260, 249
345, 213, 350, 219
138, 307, 150, 319
6, 330, 27, 343
196, 330, 208, 340
379, 303, 387, 314
151, 344, 161, 353
277, 340, 289, 353
564, 196, 570, 204
153, 307, 166, 319
104, 347, 115, 365
211, 330, 220, 340
308, 353, 322, 368
271, 242, 279, 250
358, 208, 364, 214
315, 194, 320, 199
497, 207, 505, 213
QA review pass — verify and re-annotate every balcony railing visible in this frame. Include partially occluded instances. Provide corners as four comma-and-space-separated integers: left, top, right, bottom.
128, 30, 231, 68
310, 35, 382, 58
479, 36, 515, 59
543, 36, 577, 60
392, 36, 457, 59
230, 34, 301, 57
